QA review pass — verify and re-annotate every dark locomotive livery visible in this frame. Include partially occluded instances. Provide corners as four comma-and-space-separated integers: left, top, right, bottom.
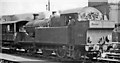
0, 6, 120, 61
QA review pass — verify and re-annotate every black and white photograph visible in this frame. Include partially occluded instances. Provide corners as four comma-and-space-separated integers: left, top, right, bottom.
0, 0, 120, 63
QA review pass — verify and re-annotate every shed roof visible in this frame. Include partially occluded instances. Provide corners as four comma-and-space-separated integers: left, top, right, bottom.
60, 7, 102, 15
60, 7, 82, 14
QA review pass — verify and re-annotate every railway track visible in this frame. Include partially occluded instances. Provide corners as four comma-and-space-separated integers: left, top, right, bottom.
0, 52, 45, 63
0, 51, 87, 63
1, 47, 81, 62
0, 59, 19, 63
2, 47, 120, 63
2, 47, 102, 63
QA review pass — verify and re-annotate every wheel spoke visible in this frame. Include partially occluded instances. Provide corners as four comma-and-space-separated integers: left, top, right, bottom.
56, 48, 67, 58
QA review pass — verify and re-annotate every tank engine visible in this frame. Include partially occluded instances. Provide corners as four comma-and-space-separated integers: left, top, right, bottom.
1, 1, 119, 61
12, 6, 115, 60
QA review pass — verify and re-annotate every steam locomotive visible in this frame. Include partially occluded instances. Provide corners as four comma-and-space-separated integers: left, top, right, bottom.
0, 6, 119, 60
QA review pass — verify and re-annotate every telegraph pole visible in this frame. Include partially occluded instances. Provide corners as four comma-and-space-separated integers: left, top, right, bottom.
48, 0, 50, 11
46, 0, 50, 11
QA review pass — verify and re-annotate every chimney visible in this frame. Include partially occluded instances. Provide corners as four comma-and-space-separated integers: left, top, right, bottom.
33, 14, 39, 20
109, 3, 119, 23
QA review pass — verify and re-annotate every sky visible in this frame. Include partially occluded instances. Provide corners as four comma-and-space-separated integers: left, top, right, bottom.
0, 0, 119, 15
